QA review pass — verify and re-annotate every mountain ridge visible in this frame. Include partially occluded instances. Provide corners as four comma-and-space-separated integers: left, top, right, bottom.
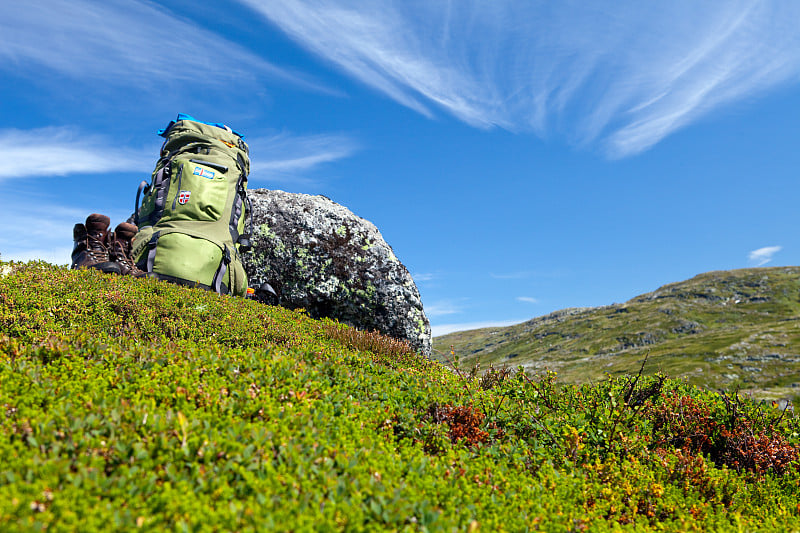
433, 266, 800, 405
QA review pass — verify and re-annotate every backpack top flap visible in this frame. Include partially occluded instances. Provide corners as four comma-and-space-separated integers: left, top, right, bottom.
159, 114, 250, 176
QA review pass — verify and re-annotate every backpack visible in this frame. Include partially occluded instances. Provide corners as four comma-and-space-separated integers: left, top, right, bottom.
131, 114, 252, 296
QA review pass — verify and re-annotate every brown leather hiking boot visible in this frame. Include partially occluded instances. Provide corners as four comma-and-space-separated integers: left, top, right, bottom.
107, 222, 146, 278
71, 214, 122, 274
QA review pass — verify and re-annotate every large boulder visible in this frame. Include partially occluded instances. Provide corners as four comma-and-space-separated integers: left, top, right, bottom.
243, 189, 431, 356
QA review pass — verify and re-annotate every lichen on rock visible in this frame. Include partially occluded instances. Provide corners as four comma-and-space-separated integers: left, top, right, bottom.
243, 189, 432, 355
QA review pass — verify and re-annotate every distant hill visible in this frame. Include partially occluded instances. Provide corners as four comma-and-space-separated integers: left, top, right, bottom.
433, 267, 800, 404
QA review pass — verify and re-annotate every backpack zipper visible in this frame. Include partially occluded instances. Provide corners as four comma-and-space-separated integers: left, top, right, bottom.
189, 159, 228, 173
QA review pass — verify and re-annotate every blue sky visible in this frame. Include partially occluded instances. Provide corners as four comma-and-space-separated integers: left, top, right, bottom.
2, 1, 799, 337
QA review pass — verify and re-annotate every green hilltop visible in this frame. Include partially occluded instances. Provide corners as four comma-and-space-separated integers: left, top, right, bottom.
1, 260, 799, 531
434, 267, 800, 406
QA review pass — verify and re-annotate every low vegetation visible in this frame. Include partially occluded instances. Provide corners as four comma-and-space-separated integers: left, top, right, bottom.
1, 261, 799, 531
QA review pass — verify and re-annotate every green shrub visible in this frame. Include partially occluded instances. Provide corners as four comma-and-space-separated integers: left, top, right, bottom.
1, 260, 799, 531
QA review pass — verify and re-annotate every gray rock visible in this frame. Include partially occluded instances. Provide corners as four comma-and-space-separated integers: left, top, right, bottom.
242, 189, 431, 356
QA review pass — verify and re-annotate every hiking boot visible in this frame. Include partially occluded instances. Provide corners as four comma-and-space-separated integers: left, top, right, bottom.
71, 214, 122, 274
107, 222, 146, 278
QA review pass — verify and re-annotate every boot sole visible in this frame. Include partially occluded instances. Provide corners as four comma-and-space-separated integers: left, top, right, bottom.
89, 262, 123, 275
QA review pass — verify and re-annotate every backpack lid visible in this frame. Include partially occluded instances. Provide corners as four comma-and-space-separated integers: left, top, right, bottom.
158, 113, 245, 140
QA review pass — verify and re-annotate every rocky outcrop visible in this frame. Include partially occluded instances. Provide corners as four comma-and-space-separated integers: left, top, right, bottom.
242, 189, 431, 356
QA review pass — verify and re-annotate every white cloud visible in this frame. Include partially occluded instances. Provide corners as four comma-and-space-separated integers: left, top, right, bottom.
240, 0, 800, 157
748, 245, 782, 266
516, 296, 539, 304
0, 127, 153, 179
412, 272, 435, 282
425, 300, 463, 318
0, 127, 357, 184
248, 133, 359, 184
0, 0, 318, 92
432, 319, 525, 337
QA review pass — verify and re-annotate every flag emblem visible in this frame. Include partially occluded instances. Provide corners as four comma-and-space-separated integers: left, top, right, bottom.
193, 166, 215, 179
178, 190, 191, 205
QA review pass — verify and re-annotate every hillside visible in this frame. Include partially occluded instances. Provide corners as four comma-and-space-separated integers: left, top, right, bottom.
1, 260, 799, 531
434, 267, 800, 405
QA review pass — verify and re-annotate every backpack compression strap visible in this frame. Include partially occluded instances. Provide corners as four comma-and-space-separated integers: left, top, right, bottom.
211, 247, 231, 294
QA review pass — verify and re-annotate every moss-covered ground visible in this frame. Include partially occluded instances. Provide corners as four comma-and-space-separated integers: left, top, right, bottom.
1, 261, 799, 531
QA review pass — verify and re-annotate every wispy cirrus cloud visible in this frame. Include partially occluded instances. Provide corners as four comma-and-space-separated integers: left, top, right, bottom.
240, 0, 800, 157
748, 245, 782, 266
248, 133, 359, 184
0, 127, 153, 179
0, 127, 358, 182
516, 296, 539, 304
0, 0, 319, 92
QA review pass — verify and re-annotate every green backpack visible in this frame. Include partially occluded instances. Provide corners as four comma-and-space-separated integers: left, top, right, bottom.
131, 114, 252, 296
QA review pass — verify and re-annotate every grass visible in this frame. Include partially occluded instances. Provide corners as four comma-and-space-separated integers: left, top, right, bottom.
1, 260, 800, 531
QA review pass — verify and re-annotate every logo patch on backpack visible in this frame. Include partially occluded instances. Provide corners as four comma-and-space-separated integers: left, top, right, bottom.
178, 190, 191, 205
193, 166, 215, 179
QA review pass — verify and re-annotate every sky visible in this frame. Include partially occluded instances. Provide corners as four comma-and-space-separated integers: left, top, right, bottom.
2, 1, 799, 339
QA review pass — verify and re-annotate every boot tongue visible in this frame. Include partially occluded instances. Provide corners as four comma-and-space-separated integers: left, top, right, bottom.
114, 222, 139, 242
86, 214, 111, 234
73, 223, 87, 240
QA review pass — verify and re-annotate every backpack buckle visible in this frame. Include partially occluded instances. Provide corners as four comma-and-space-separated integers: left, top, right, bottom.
237, 235, 252, 253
